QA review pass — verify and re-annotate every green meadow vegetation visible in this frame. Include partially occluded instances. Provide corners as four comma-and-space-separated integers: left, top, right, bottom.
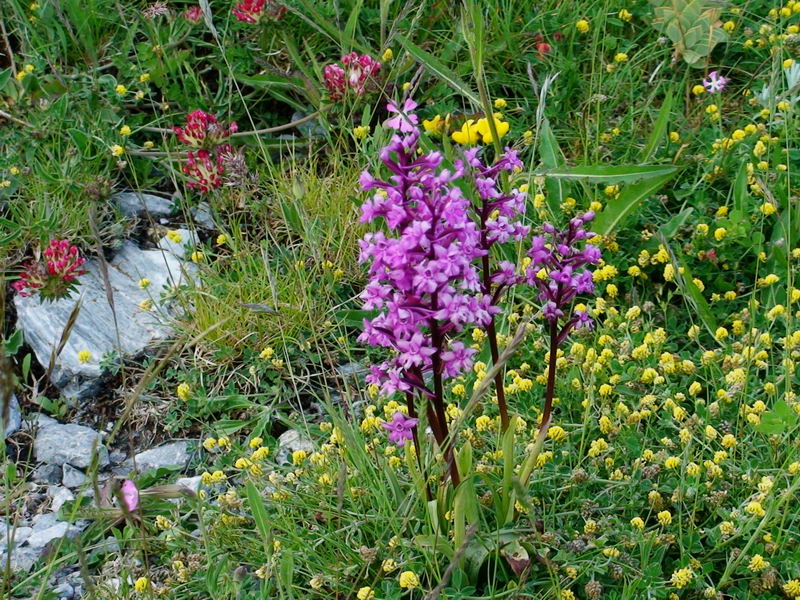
3, 0, 800, 599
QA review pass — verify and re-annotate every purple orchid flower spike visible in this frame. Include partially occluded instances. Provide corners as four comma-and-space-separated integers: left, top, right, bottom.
702, 71, 728, 94
526, 211, 601, 344
121, 479, 140, 512
382, 411, 419, 447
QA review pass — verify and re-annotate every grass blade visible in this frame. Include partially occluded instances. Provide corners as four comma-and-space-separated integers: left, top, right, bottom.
245, 480, 273, 553
641, 90, 673, 161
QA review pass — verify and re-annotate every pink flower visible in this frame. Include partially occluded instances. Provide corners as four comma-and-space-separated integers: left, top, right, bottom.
13, 239, 88, 300
183, 146, 227, 193
323, 52, 381, 101
232, 0, 286, 23
173, 110, 237, 148
385, 98, 419, 133
702, 71, 728, 93
121, 479, 139, 512
183, 5, 203, 24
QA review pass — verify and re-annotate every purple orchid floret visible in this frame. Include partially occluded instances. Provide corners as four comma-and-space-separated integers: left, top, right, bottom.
702, 71, 728, 94
526, 211, 601, 343
382, 411, 419, 447
385, 98, 420, 133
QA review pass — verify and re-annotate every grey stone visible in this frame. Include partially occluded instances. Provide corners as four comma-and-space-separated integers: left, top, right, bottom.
114, 191, 175, 219
275, 429, 315, 466
176, 475, 202, 494
27, 413, 59, 429
89, 535, 120, 559
27, 521, 69, 549
48, 486, 75, 512
0, 525, 32, 548
14, 240, 196, 400
127, 440, 192, 472
109, 448, 127, 464
52, 582, 74, 600
3, 394, 21, 438
291, 111, 326, 138
32, 512, 59, 530
33, 464, 63, 485
25, 515, 84, 552
0, 546, 38, 572
192, 202, 216, 229
62, 465, 86, 488
157, 228, 199, 258
35, 423, 109, 469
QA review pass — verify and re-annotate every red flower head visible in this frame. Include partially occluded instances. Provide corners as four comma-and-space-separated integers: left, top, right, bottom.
323, 53, 381, 101
13, 239, 88, 301
173, 110, 238, 148
183, 5, 203, 24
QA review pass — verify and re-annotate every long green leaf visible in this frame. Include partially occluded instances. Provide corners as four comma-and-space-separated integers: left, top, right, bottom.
234, 73, 305, 91
657, 207, 693, 240
245, 481, 272, 553
395, 34, 480, 107
733, 161, 749, 214
593, 170, 678, 236
0, 68, 11, 91
539, 118, 566, 212
641, 90, 673, 161
541, 164, 677, 184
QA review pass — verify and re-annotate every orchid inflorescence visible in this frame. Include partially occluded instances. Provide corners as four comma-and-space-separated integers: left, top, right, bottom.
323, 53, 382, 101
526, 212, 600, 344
358, 98, 600, 478
13, 239, 88, 301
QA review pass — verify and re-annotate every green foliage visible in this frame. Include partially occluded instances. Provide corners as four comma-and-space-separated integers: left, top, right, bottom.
4, 1, 800, 599
650, 0, 728, 65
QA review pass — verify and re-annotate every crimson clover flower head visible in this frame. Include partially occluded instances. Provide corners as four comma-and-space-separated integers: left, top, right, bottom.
173, 110, 238, 148
183, 5, 203, 23
13, 239, 88, 301
183, 146, 228, 193
358, 98, 497, 396
702, 71, 728, 94
232, 0, 286, 23
525, 211, 601, 340
323, 53, 381, 101
382, 411, 419, 447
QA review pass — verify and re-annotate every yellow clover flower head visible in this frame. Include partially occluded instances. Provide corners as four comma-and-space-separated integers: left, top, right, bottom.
399, 571, 420, 589
177, 382, 192, 401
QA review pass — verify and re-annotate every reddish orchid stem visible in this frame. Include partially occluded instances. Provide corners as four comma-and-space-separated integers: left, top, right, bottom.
479, 205, 509, 432
538, 319, 559, 436
430, 295, 461, 486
